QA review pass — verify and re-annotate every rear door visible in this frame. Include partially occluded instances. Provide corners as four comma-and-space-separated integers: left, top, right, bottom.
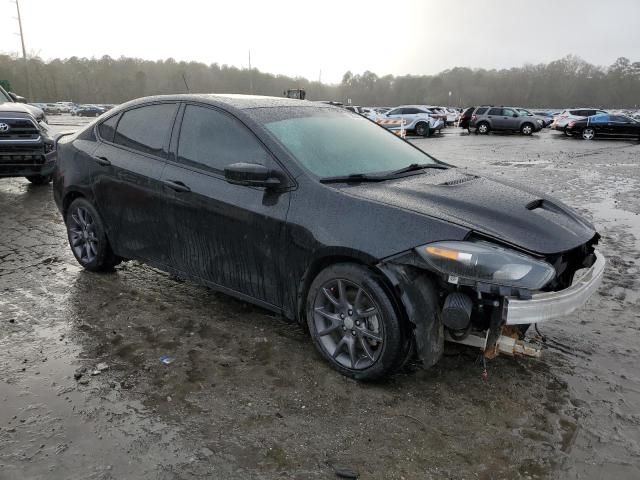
91, 102, 178, 263
160, 103, 291, 307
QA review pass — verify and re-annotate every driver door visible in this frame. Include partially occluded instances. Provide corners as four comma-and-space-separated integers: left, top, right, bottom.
160, 103, 291, 307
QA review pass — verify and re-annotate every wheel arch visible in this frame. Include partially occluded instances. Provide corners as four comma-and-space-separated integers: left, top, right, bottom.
295, 248, 392, 325
62, 190, 86, 218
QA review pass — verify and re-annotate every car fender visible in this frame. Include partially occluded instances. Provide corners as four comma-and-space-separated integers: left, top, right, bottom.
377, 260, 444, 368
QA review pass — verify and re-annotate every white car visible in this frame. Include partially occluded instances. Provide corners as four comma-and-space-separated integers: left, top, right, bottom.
54, 102, 75, 113
381, 106, 445, 137
552, 108, 608, 134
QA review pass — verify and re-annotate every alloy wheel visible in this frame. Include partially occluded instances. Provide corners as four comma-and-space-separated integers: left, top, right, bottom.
582, 128, 595, 140
312, 278, 384, 370
522, 124, 532, 135
478, 123, 488, 134
68, 206, 98, 264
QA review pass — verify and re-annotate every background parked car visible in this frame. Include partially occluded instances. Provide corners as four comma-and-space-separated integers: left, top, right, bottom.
43, 103, 63, 115
516, 108, 551, 128
421, 106, 448, 126
551, 108, 608, 134
385, 106, 444, 136
469, 106, 541, 135
565, 113, 640, 140
74, 105, 104, 117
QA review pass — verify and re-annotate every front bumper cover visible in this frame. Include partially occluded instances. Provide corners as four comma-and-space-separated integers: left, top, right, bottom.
505, 250, 605, 325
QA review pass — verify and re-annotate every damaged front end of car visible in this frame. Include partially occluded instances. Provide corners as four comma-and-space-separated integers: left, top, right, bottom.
378, 234, 604, 367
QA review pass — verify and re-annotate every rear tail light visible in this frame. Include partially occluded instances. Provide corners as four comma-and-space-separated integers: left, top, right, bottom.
471, 115, 477, 121
568, 121, 576, 128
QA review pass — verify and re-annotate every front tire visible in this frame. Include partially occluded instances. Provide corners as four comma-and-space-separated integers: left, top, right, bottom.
65, 198, 121, 272
306, 263, 407, 380
26, 174, 52, 185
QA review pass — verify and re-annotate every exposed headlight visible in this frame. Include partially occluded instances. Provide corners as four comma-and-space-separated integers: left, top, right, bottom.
416, 241, 555, 290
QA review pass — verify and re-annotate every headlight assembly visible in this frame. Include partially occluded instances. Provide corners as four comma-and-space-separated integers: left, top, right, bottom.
416, 241, 555, 290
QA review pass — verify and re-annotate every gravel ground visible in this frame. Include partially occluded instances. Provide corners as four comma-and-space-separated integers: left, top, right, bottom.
1, 121, 639, 480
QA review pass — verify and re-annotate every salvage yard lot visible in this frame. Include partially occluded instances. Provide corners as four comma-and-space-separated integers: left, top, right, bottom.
1, 124, 639, 479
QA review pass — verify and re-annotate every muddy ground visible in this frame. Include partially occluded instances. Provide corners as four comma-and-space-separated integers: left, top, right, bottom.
1, 120, 639, 479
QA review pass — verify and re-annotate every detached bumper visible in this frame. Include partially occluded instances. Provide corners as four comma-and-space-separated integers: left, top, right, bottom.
505, 250, 605, 325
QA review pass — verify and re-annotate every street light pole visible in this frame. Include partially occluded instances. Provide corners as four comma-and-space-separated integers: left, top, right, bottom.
15, 0, 32, 100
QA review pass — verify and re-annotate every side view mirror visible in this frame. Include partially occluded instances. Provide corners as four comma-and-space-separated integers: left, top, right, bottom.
9, 92, 26, 103
512, 113, 518, 117
224, 162, 282, 189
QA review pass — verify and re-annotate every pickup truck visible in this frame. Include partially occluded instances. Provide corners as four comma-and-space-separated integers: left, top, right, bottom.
0, 85, 56, 185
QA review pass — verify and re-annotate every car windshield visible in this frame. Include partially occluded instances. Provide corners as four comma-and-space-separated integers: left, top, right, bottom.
262, 107, 438, 178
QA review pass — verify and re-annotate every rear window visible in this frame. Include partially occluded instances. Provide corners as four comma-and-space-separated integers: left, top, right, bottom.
475, 107, 488, 115
97, 114, 119, 142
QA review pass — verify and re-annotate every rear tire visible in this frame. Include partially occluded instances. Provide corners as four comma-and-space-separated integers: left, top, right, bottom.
477, 122, 490, 134
582, 127, 595, 140
65, 198, 121, 272
306, 263, 408, 380
415, 122, 429, 137
26, 174, 52, 185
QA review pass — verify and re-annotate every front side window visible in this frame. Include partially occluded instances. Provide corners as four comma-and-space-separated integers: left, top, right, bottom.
177, 105, 269, 173
263, 107, 438, 178
113, 103, 177, 158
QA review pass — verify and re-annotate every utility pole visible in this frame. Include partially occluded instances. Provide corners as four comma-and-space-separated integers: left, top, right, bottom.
15, 0, 32, 100
248, 50, 253, 94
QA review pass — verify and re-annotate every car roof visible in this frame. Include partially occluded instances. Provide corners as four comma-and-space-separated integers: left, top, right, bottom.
114, 94, 326, 112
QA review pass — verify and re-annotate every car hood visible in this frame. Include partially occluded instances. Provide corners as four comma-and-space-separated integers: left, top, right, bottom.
0, 102, 43, 119
344, 169, 596, 255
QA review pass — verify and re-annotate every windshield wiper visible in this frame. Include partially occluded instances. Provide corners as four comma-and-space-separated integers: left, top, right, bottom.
319, 163, 448, 184
319, 173, 387, 184
385, 162, 448, 176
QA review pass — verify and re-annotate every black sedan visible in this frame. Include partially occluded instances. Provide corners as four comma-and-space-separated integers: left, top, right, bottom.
74, 106, 104, 117
54, 95, 605, 379
566, 113, 640, 140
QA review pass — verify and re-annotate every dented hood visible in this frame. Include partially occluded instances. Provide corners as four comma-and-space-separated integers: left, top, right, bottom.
344, 169, 596, 255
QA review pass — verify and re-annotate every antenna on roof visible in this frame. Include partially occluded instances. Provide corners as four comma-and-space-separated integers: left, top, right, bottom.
182, 73, 190, 93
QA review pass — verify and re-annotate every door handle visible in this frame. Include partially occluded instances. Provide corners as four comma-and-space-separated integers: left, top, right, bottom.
163, 180, 191, 193
93, 155, 111, 166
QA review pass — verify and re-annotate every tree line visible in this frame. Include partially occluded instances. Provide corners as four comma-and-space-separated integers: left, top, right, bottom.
1, 54, 638, 108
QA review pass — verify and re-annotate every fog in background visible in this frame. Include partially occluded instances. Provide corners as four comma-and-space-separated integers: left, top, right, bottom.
1, 0, 639, 106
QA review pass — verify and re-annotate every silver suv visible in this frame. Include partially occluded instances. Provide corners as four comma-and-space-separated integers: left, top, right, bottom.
469, 106, 542, 135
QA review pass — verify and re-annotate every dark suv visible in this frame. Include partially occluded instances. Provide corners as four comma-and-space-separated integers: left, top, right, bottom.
469, 106, 543, 135
0, 85, 56, 184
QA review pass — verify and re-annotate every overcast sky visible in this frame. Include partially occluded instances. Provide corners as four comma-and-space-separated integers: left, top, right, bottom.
1, 0, 639, 83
